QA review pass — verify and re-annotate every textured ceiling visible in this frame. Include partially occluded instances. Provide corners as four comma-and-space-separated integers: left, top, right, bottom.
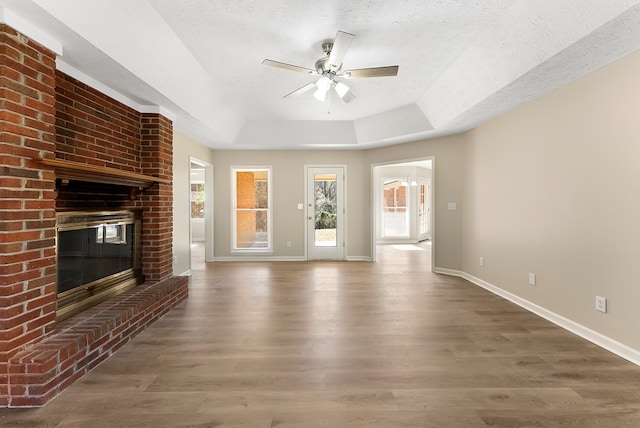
2, 0, 640, 149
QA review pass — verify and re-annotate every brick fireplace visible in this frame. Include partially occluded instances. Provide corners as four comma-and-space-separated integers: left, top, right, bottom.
0, 25, 188, 407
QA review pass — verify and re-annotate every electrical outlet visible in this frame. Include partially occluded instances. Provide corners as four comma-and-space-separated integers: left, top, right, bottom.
286, 241, 292, 248
479, 257, 485, 267
528, 273, 536, 286
595, 296, 607, 313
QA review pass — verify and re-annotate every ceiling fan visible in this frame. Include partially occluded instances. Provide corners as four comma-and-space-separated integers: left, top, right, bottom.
262, 30, 399, 103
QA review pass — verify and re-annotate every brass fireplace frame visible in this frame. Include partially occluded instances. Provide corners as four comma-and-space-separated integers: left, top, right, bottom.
56, 210, 143, 321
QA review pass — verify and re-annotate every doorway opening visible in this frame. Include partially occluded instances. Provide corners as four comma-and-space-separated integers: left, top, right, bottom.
372, 158, 434, 267
189, 158, 214, 268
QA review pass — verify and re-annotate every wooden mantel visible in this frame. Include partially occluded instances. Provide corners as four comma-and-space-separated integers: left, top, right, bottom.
37, 158, 172, 188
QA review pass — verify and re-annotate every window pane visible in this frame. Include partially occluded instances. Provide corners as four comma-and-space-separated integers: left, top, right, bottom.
382, 178, 409, 237
234, 168, 270, 250
255, 180, 268, 209
235, 210, 268, 248
236, 172, 257, 209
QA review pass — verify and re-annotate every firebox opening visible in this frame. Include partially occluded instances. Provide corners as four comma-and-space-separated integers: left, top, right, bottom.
56, 210, 144, 321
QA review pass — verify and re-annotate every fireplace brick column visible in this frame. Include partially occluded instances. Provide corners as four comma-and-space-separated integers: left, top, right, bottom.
0, 25, 57, 406
140, 114, 173, 281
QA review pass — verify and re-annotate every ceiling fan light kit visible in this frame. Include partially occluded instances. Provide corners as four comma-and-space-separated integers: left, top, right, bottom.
263, 30, 399, 104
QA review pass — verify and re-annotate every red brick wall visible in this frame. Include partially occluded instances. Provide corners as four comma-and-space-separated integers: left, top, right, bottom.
54, 72, 143, 210
8, 276, 188, 407
140, 114, 173, 280
0, 24, 58, 407
55, 71, 141, 172
0, 24, 180, 407
53, 74, 175, 281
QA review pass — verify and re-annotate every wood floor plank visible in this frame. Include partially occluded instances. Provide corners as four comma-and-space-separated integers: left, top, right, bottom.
1, 241, 640, 427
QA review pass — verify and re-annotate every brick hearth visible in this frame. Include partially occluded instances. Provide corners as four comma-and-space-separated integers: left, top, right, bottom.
0, 24, 187, 407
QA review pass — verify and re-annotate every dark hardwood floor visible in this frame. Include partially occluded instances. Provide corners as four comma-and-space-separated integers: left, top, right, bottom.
2, 241, 640, 427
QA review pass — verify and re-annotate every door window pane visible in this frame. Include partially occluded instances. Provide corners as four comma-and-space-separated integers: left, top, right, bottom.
314, 174, 337, 247
419, 183, 427, 234
191, 183, 205, 218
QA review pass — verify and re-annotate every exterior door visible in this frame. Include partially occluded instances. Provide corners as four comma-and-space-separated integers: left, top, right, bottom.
418, 178, 431, 241
306, 167, 345, 260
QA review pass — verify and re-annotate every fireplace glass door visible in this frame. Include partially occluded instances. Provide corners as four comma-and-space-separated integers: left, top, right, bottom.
58, 223, 134, 293
56, 211, 142, 320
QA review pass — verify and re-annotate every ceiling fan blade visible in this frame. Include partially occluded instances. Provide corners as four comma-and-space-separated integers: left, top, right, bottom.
283, 82, 317, 98
344, 65, 399, 78
328, 30, 355, 70
262, 59, 316, 75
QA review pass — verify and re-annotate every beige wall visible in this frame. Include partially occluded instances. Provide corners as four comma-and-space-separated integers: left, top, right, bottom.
366, 135, 466, 270
173, 131, 465, 267
462, 50, 640, 351
209, 136, 466, 263
210, 150, 371, 259
173, 131, 215, 275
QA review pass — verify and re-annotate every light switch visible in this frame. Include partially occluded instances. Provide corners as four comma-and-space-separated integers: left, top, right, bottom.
297, 203, 303, 210
447, 202, 457, 211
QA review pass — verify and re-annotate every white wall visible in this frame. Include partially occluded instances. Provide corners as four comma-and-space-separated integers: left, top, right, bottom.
462, 49, 640, 357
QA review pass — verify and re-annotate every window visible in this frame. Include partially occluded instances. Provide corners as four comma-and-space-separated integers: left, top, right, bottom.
382, 178, 409, 237
232, 167, 272, 251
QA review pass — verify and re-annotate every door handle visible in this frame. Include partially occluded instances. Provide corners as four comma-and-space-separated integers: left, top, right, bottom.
308, 216, 312, 220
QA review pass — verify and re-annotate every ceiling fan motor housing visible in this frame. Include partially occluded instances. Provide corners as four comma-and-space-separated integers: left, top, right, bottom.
316, 61, 342, 79
262, 30, 398, 101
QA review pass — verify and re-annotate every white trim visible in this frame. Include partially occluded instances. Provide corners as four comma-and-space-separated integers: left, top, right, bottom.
230, 166, 273, 253
177, 270, 192, 277
346, 256, 372, 262
142, 105, 177, 122
213, 256, 306, 262
433, 267, 462, 277
377, 239, 420, 245
434, 267, 640, 367
0, 7, 63, 55
304, 164, 347, 261
56, 59, 176, 121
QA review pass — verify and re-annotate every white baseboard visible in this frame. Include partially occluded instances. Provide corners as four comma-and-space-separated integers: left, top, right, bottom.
434, 267, 640, 367
376, 239, 419, 245
212, 256, 306, 262
346, 256, 372, 261
212, 256, 371, 262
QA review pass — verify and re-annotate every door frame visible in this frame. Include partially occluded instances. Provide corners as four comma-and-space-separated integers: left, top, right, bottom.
304, 164, 347, 261
418, 178, 431, 241
371, 157, 435, 269
189, 157, 214, 265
